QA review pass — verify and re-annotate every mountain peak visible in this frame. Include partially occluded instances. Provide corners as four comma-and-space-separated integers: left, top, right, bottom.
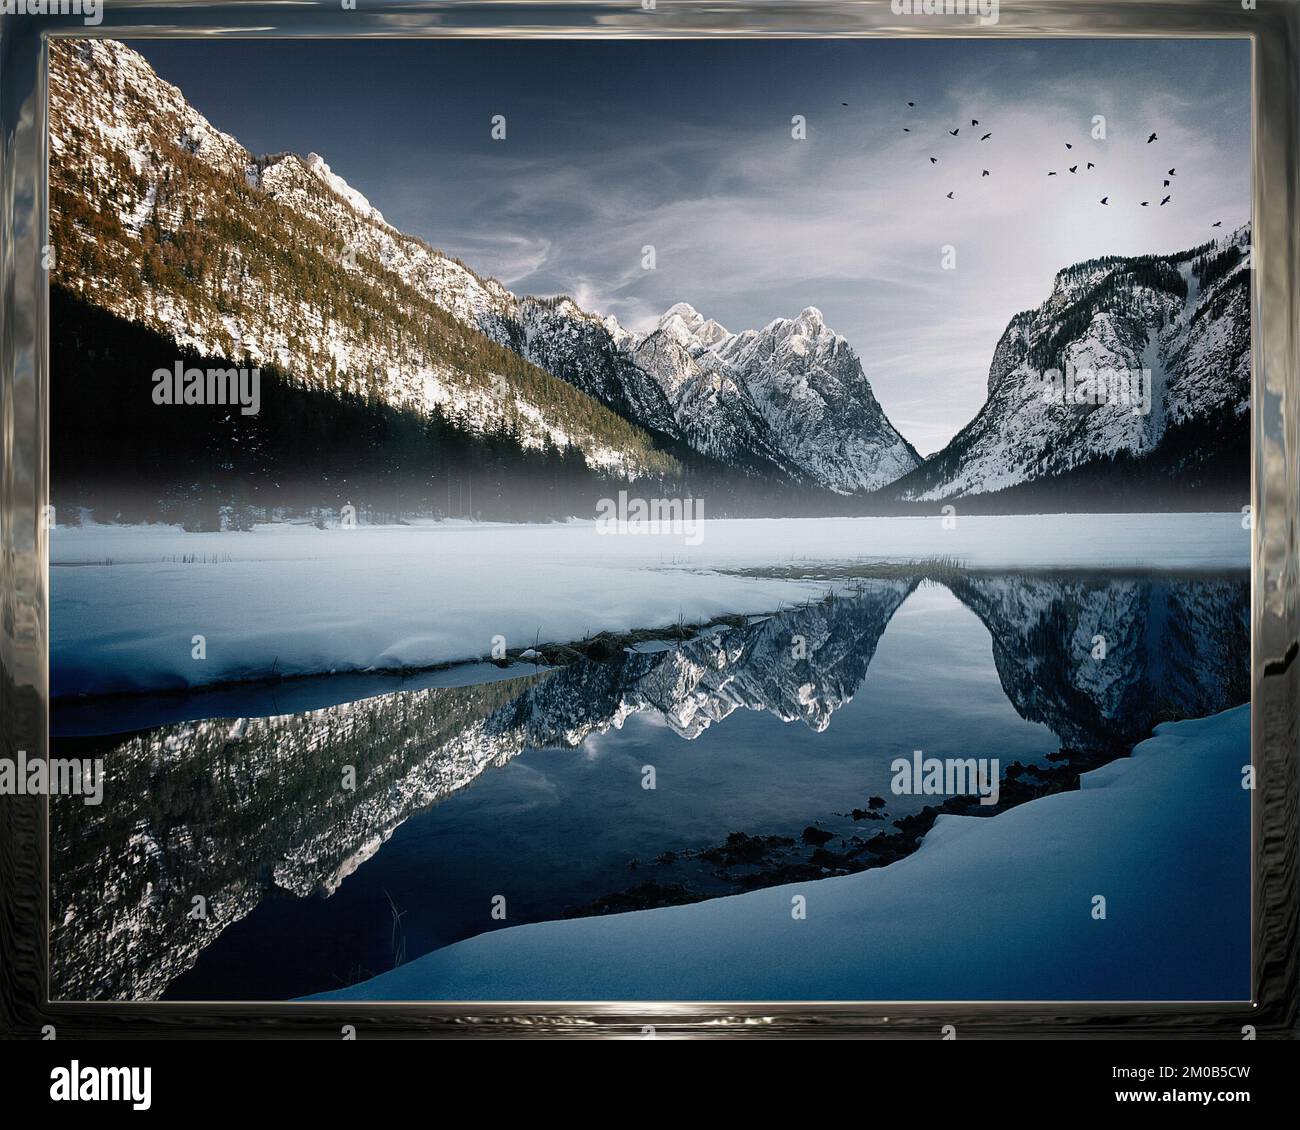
760, 305, 832, 340
656, 302, 734, 350
303, 152, 391, 229
659, 301, 703, 329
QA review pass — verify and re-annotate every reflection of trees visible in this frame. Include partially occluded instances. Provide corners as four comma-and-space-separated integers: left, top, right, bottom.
50, 572, 1248, 1000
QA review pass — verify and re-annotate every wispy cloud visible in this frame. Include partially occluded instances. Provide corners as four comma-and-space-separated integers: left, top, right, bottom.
141, 37, 1250, 452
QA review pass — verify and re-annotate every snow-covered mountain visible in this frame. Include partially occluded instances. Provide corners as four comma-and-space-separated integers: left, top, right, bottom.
49, 40, 679, 480
50, 39, 1246, 505
895, 226, 1251, 500
621, 302, 921, 492
49, 39, 920, 497
500, 297, 681, 439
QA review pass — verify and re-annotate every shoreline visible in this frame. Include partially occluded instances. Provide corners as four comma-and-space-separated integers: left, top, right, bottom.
51, 514, 1250, 702
302, 705, 1252, 1003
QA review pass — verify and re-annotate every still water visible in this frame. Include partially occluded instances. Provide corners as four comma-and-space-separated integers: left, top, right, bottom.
49, 571, 1249, 1000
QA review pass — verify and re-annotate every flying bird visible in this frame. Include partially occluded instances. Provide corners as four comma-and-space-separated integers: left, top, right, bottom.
946, 191, 955, 199
980, 132, 992, 140
1087, 162, 1096, 169
1048, 171, 1057, 176
1141, 201, 1149, 207
1147, 132, 1158, 143
1069, 165, 1078, 173
1212, 220, 1223, 227
841, 102, 848, 107
949, 128, 960, 136
1066, 142, 1073, 149
1100, 197, 1109, 205
1168, 168, 1176, 176
1160, 195, 1171, 205
930, 156, 938, 164
1163, 179, 1170, 186
903, 127, 911, 132
982, 169, 990, 176
971, 119, 979, 126
907, 101, 915, 107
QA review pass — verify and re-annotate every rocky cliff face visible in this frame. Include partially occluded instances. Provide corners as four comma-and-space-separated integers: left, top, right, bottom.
623, 303, 921, 491
894, 227, 1251, 500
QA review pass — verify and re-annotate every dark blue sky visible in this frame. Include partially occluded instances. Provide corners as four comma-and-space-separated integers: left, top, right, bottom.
133, 38, 1251, 452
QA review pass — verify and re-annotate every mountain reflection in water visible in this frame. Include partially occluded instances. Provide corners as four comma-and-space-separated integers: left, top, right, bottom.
49, 571, 1249, 1001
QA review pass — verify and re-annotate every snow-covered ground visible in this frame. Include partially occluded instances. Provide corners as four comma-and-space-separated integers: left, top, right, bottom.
51, 512, 1248, 697
305, 705, 1250, 1002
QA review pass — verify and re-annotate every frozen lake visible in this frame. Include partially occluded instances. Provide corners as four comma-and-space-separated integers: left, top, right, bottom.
50, 511, 1250, 697
50, 569, 1249, 1001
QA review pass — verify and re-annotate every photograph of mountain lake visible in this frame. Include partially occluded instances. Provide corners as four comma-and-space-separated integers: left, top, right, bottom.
47, 36, 1252, 1001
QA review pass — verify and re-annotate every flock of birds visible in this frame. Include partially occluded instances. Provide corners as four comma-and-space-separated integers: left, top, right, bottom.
849, 100, 1224, 228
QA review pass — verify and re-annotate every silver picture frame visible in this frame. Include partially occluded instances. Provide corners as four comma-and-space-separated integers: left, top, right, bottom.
1, 0, 1295, 1038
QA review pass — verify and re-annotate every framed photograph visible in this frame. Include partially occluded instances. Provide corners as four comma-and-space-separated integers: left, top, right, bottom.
2, 0, 1297, 1062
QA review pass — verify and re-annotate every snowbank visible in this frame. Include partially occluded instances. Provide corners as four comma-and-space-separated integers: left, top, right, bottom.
304, 705, 1250, 1001
51, 512, 1248, 697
